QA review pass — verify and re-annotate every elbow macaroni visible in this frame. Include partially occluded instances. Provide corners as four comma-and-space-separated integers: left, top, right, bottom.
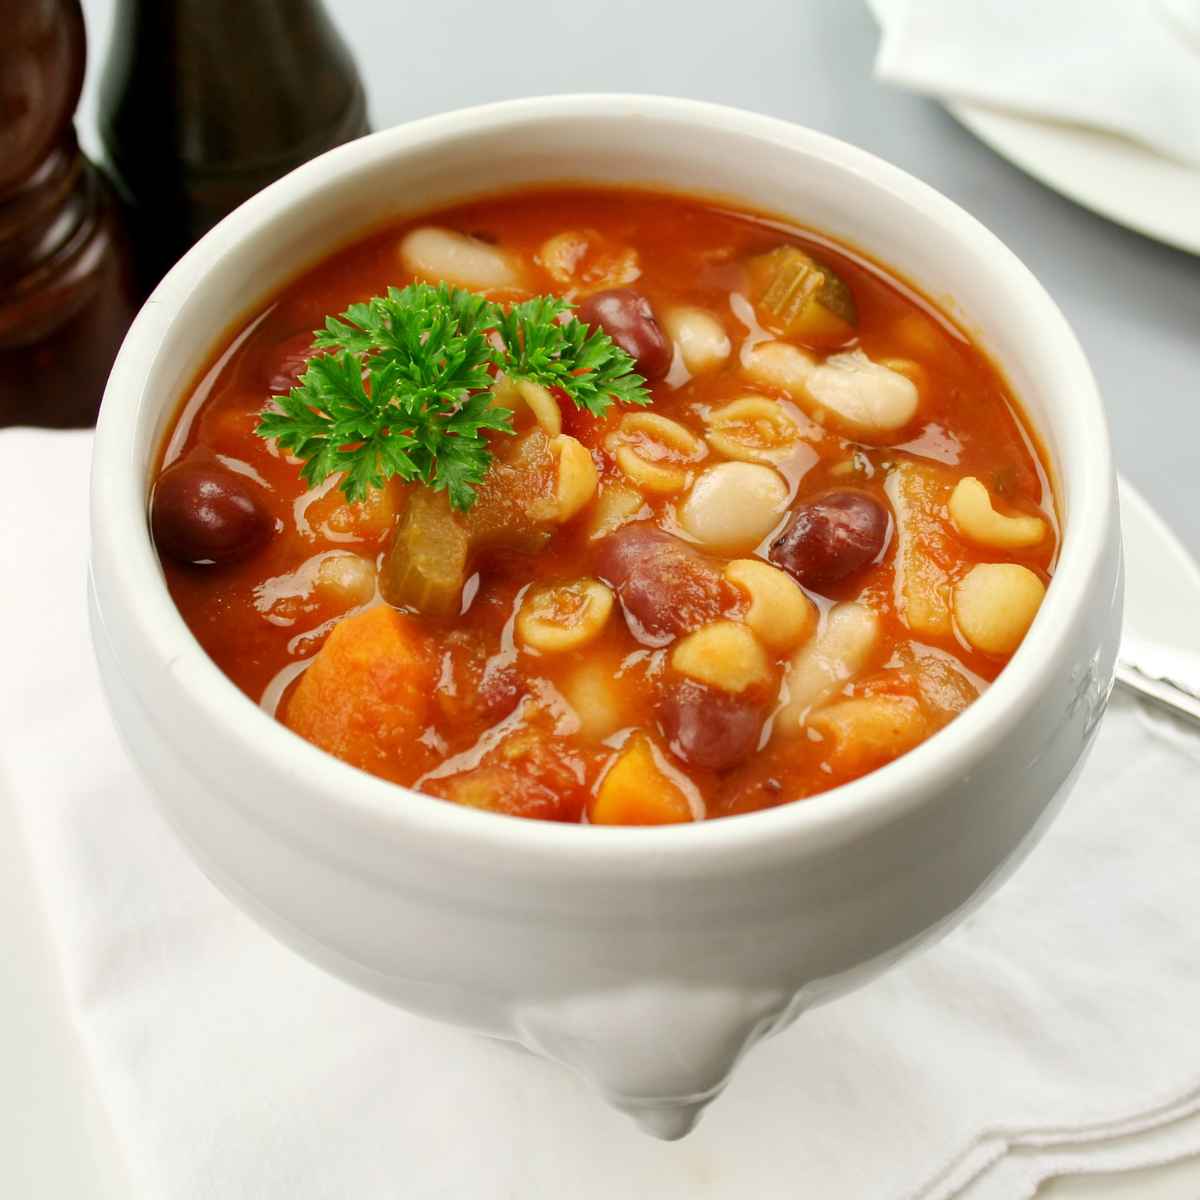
518, 579, 615, 653
949, 476, 1046, 551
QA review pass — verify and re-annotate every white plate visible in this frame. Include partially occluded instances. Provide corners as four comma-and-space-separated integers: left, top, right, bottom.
949, 102, 1200, 256
2, 479, 1196, 1199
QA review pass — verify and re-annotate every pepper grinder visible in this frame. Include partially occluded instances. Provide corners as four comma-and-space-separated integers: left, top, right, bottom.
0, 0, 139, 429
99, 0, 370, 286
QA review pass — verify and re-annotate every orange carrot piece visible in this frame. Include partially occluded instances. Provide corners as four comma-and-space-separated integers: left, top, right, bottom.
284, 606, 433, 778
589, 734, 695, 826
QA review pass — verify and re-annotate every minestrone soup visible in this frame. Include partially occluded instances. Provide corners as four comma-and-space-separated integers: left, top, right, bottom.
150, 188, 1057, 824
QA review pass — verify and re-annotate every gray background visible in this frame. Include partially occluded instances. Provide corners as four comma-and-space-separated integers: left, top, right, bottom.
76, 0, 1200, 556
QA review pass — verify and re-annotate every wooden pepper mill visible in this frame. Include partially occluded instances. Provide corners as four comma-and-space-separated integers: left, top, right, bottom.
99, 0, 370, 286
0, 0, 139, 429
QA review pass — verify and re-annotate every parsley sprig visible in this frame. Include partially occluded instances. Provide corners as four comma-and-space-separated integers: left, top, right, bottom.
256, 282, 650, 511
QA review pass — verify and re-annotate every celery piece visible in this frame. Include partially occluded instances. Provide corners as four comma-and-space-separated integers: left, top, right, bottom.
748, 246, 857, 339
380, 489, 472, 617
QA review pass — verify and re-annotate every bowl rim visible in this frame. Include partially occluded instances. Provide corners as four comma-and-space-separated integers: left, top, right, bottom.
90, 93, 1113, 870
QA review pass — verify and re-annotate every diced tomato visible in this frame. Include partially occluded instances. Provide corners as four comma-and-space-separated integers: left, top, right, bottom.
560, 399, 619, 450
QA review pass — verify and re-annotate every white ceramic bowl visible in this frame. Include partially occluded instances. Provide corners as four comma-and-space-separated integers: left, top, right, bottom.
89, 95, 1122, 1140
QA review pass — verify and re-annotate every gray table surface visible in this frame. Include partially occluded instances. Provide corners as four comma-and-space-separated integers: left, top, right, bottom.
77, 0, 1200, 557
53, 3, 1197, 1198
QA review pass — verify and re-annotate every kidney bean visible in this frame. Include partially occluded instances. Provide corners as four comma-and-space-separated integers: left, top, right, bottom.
151, 460, 273, 565
592, 523, 723, 644
769, 489, 889, 589
576, 288, 673, 381
262, 331, 333, 394
659, 678, 763, 771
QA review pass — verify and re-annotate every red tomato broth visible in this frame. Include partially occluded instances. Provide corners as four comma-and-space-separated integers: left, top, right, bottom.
153, 186, 1058, 824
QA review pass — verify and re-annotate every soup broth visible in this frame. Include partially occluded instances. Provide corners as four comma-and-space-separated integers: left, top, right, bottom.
151, 187, 1057, 824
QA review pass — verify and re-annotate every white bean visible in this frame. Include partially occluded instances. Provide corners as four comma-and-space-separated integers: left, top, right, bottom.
314, 553, 377, 607
776, 602, 881, 733
677, 461, 788, 553
663, 306, 732, 374
742, 339, 817, 393
802, 350, 919, 441
399, 226, 522, 292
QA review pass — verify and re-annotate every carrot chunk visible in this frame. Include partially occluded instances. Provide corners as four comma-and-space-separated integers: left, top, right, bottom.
589, 734, 695, 826
284, 606, 433, 779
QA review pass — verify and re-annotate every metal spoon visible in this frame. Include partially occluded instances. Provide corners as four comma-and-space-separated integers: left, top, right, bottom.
1115, 631, 1200, 728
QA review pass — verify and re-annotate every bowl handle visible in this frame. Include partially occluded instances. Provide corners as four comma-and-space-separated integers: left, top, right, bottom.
513, 983, 789, 1139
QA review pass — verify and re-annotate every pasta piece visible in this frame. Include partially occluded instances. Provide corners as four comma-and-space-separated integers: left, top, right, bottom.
549, 434, 598, 522
704, 395, 804, 464
605, 412, 706, 495
954, 564, 1045, 656
492, 376, 562, 437
585, 483, 648, 541
723, 559, 816, 652
517, 579, 615, 654
671, 621, 772, 694
949, 476, 1046, 551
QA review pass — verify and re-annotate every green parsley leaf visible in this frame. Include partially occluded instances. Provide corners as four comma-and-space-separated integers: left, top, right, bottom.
257, 280, 650, 511
496, 296, 651, 417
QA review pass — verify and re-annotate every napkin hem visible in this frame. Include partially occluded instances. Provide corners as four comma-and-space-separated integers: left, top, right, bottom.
912, 1081, 1200, 1198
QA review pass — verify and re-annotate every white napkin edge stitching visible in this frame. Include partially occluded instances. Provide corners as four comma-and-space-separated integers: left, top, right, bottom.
910, 1078, 1200, 1197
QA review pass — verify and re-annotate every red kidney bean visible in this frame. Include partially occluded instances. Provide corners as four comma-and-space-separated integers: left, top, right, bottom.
659, 678, 764, 771
151, 460, 273, 565
769, 489, 890, 589
576, 288, 673, 381
593, 523, 723, 644
262, 331, 333, 394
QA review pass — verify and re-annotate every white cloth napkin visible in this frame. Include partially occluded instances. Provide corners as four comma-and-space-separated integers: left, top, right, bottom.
5, 427, 1200, 1199
871, 0, 1200, 168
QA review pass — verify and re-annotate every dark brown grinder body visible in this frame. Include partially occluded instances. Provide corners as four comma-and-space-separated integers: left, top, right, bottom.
99, 0, 370, 287
0, 0, 139, 429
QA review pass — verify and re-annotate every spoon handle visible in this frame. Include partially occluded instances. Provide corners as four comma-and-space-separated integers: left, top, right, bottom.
1115, 649, 1200, 729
